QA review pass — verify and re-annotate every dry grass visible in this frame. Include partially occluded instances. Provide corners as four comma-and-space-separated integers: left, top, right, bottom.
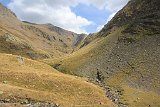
0, 53, 116, 107
106, 71, 160, 107
121, 85, 160, 107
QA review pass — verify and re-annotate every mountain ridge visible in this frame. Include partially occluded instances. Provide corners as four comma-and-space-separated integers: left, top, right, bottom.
44, 0, 160, 106
0, 3, 86, 59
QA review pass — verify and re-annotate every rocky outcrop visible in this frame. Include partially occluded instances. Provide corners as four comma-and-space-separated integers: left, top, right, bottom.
0, 32, 32, 53
22, 25, 56, 41
100, 0, 160, 36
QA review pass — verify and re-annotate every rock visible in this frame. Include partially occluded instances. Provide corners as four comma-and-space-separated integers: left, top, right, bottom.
0, 91, 3, 95
2, 81, 8, 84
17, 56, 24, 64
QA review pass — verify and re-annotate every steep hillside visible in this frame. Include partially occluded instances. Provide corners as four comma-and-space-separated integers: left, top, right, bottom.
82, 0, 160, 46
0, 3, 85, 60
101, 0, 160, 36
44, 0, 160, 107
0, 53, 116, 107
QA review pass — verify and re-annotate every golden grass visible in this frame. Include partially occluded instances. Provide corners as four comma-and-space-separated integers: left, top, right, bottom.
106, 71, 160, 107
121, 85, 160, 107
0, 53, 116, 107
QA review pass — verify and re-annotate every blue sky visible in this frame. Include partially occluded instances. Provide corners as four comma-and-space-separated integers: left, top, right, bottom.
0, 0, 128, 34
71, 3, 110, 33
0, 0, 10, 6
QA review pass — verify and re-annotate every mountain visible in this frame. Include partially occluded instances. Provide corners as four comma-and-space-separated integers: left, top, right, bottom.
101, 0, 160, 36
0, 3, 86, 60
0, 3, 115, 107
45, 0, 160, 107
1, 0, 160, 107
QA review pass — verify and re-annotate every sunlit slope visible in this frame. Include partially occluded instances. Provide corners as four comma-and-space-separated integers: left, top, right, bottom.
0, 3, 86, 60
42, 0, 160, 105
42, 29, 121, 75
0, 53, 116, 107
43, 26, 160, 107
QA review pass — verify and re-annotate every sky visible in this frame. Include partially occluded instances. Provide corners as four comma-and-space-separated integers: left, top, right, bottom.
0, 0, 128, 34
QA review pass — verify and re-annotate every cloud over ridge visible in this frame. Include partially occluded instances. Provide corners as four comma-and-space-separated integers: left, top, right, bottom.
8, 0, 128, 33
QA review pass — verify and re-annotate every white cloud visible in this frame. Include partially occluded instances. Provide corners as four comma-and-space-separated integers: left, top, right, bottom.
106, 12, 117, 22
96, 12, 117, 32
79, 0, 129, 11
8, 0, 129, 33
8, 0, 92, 34
77, 0, 107, 10
105, 0, 129, 12
96, 25, 104, 32
96, 0, 129, 31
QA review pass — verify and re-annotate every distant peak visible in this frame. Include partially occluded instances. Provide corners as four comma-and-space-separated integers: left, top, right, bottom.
22, 21, 37, 25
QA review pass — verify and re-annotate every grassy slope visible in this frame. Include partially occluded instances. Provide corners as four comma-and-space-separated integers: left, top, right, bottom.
107, 72, 160, 107
41, 0, 160, 106
0, 53, 116, 107
0, 3, 86, 60
0, 23, 71, 59
42, 28, 160, 107
41, 29, 121, 76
